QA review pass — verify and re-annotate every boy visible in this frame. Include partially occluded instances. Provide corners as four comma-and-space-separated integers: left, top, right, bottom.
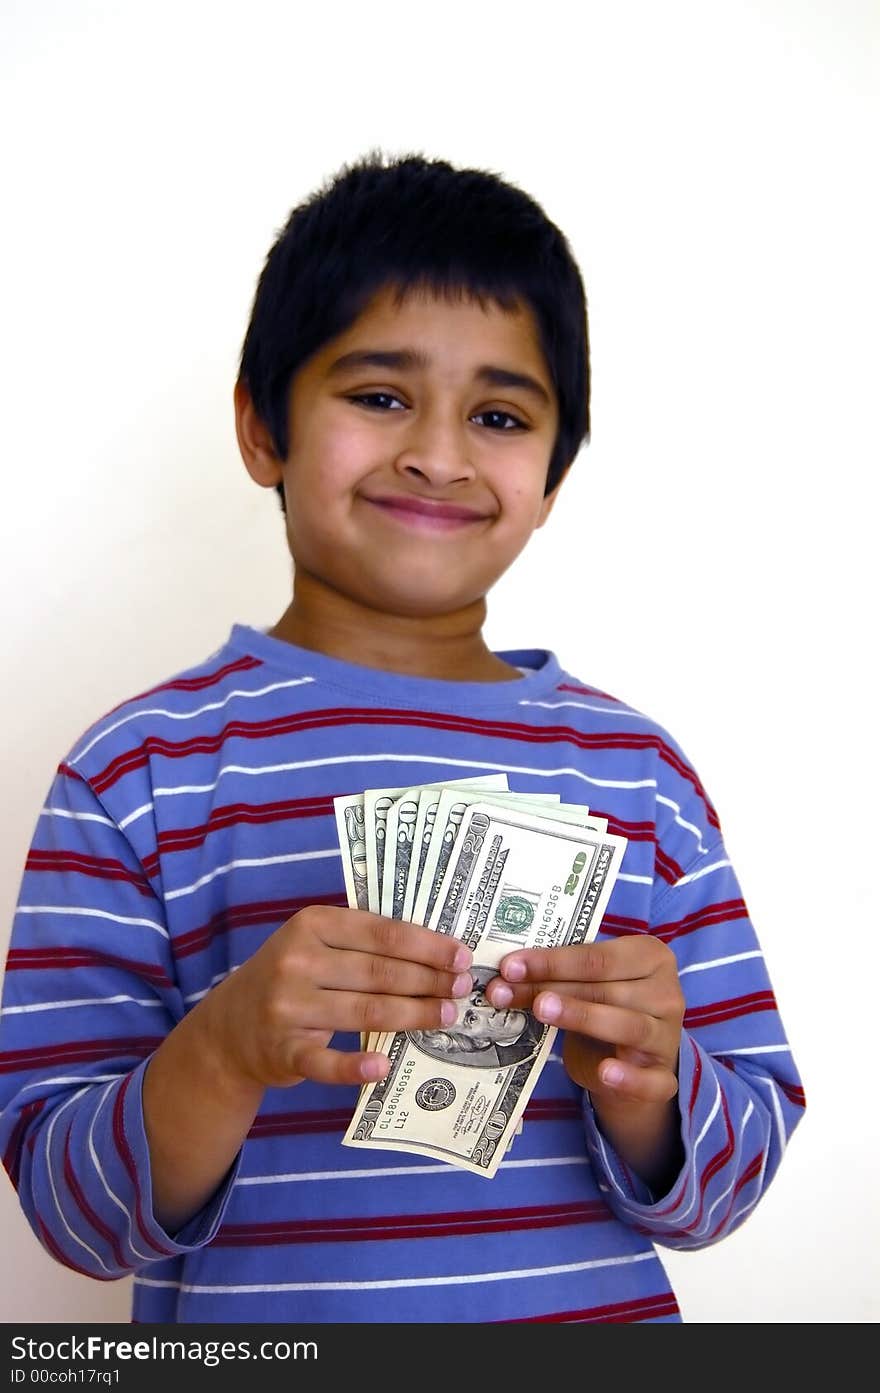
0, 151, 805, 1324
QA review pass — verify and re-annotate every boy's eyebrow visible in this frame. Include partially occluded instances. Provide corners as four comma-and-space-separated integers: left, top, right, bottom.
324, 349, 553, 407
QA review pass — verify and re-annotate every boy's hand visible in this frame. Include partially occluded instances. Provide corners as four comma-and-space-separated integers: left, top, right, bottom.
486, 937, 686, 1190
202, 906, 473, 1091
486, 936, 685, 1104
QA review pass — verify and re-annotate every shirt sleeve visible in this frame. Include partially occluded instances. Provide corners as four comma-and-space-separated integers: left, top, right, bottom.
0, 763, 243, 1280
582, 787, 806, 1248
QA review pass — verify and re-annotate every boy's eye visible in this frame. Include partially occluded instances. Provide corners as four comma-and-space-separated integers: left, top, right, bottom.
348, 392, 406, 412
346, 394, 526, 431
473, 410, 525, 432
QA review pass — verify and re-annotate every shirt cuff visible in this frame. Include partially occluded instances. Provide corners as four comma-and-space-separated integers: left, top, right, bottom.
117, 1057, 244, 1255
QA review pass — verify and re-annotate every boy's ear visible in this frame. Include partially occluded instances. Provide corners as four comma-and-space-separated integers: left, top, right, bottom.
535, 465, 570, 528
234, 380, 284, 488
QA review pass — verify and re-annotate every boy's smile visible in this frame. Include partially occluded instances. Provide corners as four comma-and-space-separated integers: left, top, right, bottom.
235, 284, 564, 678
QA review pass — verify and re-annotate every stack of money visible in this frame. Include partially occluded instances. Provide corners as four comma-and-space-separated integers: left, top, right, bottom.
334, 777, 627, 1179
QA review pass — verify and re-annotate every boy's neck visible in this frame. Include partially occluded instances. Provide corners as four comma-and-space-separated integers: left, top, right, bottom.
268, 574, 521, 683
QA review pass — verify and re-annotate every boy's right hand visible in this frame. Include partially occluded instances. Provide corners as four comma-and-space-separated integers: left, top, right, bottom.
201, 906, 474, 1091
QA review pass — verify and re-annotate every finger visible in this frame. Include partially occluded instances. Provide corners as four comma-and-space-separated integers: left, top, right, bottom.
289, 1042, 392, 1088
499, 937, 669, 985
588, 1054, 679, 1106
309, 946, 473, 1002
485, 975, 680, 1020
293, 988, 467, 1038
308, 908, 473, 972
593, 1056, 680, 1104
532, 991, 673, 1059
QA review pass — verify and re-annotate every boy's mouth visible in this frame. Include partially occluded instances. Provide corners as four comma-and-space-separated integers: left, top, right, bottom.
363, 493, 489, 530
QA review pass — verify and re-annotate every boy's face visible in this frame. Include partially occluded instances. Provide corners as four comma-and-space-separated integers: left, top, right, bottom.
241, 284, 562, 622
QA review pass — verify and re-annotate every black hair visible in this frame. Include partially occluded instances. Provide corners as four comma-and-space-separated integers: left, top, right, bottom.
238, 149, 590, 510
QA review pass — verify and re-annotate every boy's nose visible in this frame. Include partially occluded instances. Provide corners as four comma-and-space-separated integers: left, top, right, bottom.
392, 415, 477, 487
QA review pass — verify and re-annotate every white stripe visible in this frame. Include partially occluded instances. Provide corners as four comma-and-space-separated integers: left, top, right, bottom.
617, 872, 653, 886
672, 858, 731, 888
679, 950, 764, 976
654, 795, 708, 853
184, 971, 230, 1005
14, 905, 168, 939
696, 1101, 755, 1237
593, 1129, 629, 1201
693, 1078, 721, 1152
749, 1071, 791, 1145
70, 677, 316, 763
164, 847, 340, 902
19, 1073, 125, 1093
235, 1154, 589, 1186
41, 807, 115, 828
45, 1089, 113, 1274
151, 753, 658, 801
714, 1043, 792, 1057
517, 699, 642, 719
87, 1081, 157, 1264
119, 803, 154, 831
662, 1076, 722, 1228
134, 1247, 657, 1295
1, 994, 164, 1018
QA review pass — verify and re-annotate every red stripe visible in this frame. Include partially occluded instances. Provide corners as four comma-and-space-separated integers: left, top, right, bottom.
36, 1216, 116, 1281
733, 1149, 764, 1195
174, 892, 346, 959
655, 1082, 737, 1236
214, 1199, 613, 1246
601, 817, 654, 842
599, 913, 649, 936
246, 1095, 581, 1140
654, 898, 749, 944
707, 1149, 766, 1241
685, 1088, 736, 1233
247, 1108, 354, 1138
778, 1078, 806, 1108
111, 1075, 170, 1258
0, 1036, 162, 1074
655, 1038, 702, 1218
1, 1098, 44, 1187
25, 849, 155, 900
684, 990, 777, 1029
63, 1126, 127, 1270
654, 846, 685, 885
144, 796, 337, 873
84, 707, 719, 826
5, 947, 172, 989
498, 1291, 680, 1323
715, 1060, 805, 1111
522, 1097, 581, 1121
557, 681, 623, 704
141, 800, 655, 875
98, 654, 264, 718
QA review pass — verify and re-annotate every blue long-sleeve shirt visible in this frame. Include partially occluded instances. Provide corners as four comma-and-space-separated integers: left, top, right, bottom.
0, 625, 805, 1322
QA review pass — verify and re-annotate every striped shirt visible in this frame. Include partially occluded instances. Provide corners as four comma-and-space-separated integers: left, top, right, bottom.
0, 624, 805, 1323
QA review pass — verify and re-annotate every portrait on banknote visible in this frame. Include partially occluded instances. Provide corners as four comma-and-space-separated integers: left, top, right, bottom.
409, 965, 547, 1069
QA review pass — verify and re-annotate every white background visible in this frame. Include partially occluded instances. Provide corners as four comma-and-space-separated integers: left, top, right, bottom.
1, 0, 877, 1323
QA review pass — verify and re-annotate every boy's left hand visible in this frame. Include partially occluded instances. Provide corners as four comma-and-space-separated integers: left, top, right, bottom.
486, 936, 685, 1106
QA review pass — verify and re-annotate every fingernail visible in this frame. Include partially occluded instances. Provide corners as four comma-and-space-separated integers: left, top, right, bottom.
503, 958, 526, 982
361, 1056, 387, 1081
452, 945, 473, 971
535, 991, 561, 1022
440, 1000, 459, 1025
601, 1061, 625, 1087
452, 972, 473, 997
489, 983, 513, 1007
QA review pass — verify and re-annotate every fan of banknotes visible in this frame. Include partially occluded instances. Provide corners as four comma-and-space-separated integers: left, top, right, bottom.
333, 776, 627, 1179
